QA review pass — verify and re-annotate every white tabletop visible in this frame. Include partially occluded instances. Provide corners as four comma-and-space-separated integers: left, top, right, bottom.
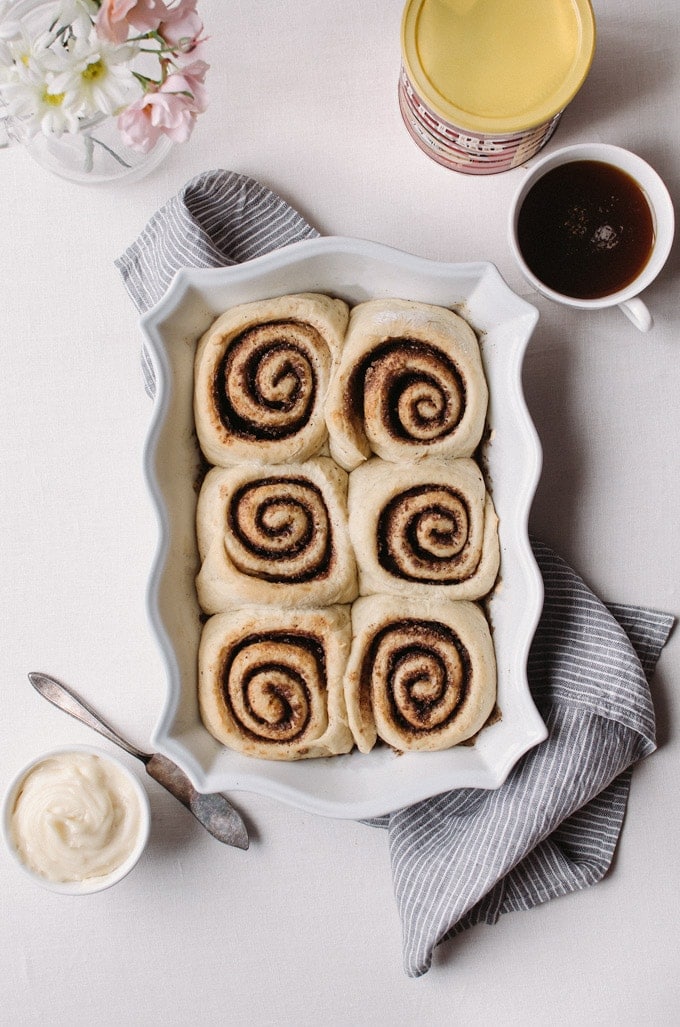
1, 0, 679, 1022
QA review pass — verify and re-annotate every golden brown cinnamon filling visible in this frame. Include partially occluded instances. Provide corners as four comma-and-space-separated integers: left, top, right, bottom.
220, 632, 327, 745
360, 619, 470, 738
377, 484, 474, 583
227, 477, 332, 583
213, 320, 321, 440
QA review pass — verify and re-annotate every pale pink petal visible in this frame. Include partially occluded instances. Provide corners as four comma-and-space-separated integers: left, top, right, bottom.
159, 0, 203, 48
96, 0, 138, 43
127, 0, 169, 35
117, 95, 162, 152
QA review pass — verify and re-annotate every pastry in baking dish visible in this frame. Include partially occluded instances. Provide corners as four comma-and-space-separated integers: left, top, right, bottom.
347, 456, 499, 601
198, 605, 354, 761
325, 298, 488, 471
196, 456, 358, 612
343, 594, 496, 753
194, 293, 498, 761
194, 292, 349, 466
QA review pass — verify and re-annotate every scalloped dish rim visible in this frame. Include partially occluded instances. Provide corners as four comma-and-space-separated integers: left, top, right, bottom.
140, 236, 547, 819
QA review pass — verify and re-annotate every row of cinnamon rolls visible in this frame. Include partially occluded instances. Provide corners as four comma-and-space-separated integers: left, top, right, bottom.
193, 293, 498, 758
194, 293, 488, 471
199, 598, 496, 760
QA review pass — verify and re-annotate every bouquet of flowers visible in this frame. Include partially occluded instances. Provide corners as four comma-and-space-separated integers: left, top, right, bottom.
0, 0, 209, 154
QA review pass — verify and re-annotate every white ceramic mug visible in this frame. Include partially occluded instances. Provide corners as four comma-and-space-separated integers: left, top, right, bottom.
508, 143, 675, 331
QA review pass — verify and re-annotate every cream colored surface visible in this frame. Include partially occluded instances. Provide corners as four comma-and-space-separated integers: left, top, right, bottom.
2, 0, 679, 1019
10, 752, 142, 883
196, 456, 358, 611
348, 455, 499, 600
344, 594, 496, 753
198, 605, 353, 760
325, 298, 488, 470
194, 292, 349, 466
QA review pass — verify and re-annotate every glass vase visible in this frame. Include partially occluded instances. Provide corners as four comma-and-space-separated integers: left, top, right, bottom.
1, 0, 174, 184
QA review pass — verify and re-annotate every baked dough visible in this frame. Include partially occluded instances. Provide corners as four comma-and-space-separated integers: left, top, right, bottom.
347, 456, 499, 601
324, 298, 488, 470
199, 605, 354, 760
344, 594, 496, 753
196, 456, 358, 612
192, 292, 500, 762
194, 293, 349, 466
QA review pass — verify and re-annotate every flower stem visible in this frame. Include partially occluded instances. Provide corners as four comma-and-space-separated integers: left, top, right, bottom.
88, 135, 132, 169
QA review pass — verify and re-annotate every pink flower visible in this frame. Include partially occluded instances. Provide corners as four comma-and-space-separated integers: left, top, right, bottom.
117, 60, 208, 152
96, 0, 168, 44
158, 0, 204, 50
164, 58, 209, 109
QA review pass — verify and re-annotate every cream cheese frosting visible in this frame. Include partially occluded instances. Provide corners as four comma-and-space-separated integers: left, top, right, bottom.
10, 752, 143, 883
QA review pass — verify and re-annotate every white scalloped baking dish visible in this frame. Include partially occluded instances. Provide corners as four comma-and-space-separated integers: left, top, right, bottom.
140, 236, 546, 819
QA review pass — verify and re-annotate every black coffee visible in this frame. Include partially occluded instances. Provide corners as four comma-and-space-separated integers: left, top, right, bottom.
517, 160, 655, 299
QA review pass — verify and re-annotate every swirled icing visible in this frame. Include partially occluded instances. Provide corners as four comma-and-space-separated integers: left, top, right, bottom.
10, 752, 142, 883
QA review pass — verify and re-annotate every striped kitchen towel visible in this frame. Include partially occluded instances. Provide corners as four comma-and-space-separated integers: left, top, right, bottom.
115, 169, 318, 396
116, 169, 674, 978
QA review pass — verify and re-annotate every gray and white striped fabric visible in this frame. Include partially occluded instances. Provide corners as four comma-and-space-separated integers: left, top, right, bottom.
115, 169, 319, 395
116, 170, 674, 978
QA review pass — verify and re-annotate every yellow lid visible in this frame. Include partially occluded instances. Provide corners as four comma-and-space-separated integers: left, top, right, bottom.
401, 0, 596, 134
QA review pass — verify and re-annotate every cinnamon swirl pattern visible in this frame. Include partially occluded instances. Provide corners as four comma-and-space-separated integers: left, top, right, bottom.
196, 457, 358, 612
324, 299, 488, 471
194, 293, 349, 466
193, 292, 499, 759
348, 457, 499, 601
199, 605, 354, 760
344, 595, 497, 753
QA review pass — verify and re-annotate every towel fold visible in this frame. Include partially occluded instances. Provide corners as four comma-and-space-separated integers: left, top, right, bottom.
116, 169, 674, 978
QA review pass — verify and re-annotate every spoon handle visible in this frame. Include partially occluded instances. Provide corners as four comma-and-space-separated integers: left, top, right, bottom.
28, 671, 150, 761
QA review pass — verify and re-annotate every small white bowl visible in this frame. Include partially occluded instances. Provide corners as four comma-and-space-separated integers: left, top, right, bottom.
1, 744, 150, 894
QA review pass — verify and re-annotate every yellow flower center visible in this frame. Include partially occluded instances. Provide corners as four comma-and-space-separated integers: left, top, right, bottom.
42, 90, 65, 107
82, 59, 106, 83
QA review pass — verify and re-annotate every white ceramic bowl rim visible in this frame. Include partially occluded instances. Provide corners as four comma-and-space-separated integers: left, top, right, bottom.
1, 743, 150, 894
508, 143, 675, 309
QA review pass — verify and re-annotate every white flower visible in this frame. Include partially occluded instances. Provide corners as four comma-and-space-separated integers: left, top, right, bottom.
0, 15, 21, 48
57, 1, 100, 38
0, 0, 21, 37
49, 27, 136, 118
1, 59, 81, 138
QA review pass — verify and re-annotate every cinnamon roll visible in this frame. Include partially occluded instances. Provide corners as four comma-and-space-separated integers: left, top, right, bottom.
199, 605, 354, 760
344, 595, 496, 753
325, 299, 488, 471
196, 457, 358, 612
194, 293, 349, 466
348, 457, 499, 601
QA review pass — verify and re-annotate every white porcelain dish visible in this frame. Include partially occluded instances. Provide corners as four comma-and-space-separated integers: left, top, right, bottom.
140, 236, 546, 819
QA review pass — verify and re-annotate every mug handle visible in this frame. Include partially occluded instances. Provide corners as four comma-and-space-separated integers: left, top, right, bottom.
618, 297, 653, 332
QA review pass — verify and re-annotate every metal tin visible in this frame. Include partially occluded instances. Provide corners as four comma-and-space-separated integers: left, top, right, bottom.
400, 0, 596, 174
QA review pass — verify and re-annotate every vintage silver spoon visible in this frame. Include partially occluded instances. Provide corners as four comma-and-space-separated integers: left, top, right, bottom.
28, 672, 249, 850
